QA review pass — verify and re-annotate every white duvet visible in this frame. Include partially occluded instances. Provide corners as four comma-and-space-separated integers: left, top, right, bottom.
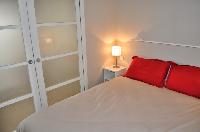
17, 77, 200, 132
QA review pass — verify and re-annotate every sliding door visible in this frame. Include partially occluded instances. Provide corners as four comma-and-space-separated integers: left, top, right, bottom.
27, 0, 87, 106
0, 0, 87, 131
0, 0, 39, 131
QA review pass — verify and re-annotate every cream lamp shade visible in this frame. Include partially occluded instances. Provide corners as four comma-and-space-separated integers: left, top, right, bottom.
112, 46, 121, 56
112, 46, 121, 68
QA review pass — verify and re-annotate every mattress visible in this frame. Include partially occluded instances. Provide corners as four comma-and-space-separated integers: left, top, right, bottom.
17, 77, 200, 132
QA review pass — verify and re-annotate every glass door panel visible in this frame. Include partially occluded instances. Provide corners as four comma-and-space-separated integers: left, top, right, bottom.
47, 81, 80, 106
0, 66, 32, 103
0, 0, 37, 131
0, 98, 35, 132
43, 55, 79, 88
35, 0, 76, 23
38, 25, 78, 57
34, 0, 81, 106
0, 29, 26, 66
0, 0, 20, 26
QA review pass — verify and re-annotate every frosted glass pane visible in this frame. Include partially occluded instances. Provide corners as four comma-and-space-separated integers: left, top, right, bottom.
35, 0, 76, 23
0, 29, 26, 66
0, 98, 35, 132
38, 25, 78, 58
0, 66, 32, 103
43, 55, 80, 88
0, 0, 20, 26
47, 81, 80, 106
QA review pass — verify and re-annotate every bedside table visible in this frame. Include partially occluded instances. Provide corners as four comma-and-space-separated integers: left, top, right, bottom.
103, 66, 127, 82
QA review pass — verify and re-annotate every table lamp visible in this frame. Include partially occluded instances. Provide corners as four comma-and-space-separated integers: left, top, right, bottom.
112, 46, 121, 68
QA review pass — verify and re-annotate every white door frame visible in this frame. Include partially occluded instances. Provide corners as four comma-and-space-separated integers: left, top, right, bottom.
26, 0, 49, 109
75, 0, 88, 91
80, 0, 88, 90
25, 0, 88, 109
0, 0, 42, 112
0, 0, 88, 112
18, 0, 44, 111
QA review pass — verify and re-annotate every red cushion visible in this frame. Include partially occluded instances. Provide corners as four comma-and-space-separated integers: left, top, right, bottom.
125, 56, 171, 87
166, 65, 200, 98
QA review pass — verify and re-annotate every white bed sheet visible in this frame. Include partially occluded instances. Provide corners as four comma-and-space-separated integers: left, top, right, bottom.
17, 77, 200, 132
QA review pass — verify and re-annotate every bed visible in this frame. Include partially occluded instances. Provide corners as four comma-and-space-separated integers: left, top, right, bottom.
17, 76, 200, 132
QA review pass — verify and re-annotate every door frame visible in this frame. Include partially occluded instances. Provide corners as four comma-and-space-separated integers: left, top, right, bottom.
26, 0, 88, 109
0, 0, 88, 114
0, 0, 42, 112
18, 0, 44, 111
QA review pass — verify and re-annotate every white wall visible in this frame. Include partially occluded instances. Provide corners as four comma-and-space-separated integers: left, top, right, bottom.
117, 0, 200, 66
85, 0, 200, 88
84, 0, 118, 88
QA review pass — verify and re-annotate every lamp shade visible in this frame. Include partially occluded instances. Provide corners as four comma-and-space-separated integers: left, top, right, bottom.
112, 46, 121, 56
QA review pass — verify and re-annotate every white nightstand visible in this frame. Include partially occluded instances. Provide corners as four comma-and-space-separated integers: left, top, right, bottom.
103, 66, 127, 82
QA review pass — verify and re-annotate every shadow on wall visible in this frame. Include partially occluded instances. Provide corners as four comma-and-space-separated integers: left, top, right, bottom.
86, 32, 115, 88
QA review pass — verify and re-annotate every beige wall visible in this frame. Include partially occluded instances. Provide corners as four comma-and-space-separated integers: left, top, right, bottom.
117, 0, 200, 66
85, 0, 200, 88
84, 0, 118, 87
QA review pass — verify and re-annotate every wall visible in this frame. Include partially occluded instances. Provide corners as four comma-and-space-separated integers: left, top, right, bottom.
85, 0, 200, 88
117, 0, 200, 66
84, 0, 118, 88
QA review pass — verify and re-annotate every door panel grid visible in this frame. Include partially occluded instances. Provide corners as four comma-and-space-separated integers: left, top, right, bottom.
0, 0, 36, 109
0, 0, 87, 131
0, 0, 86, 109
0, 0, 37, 131
28, 0, 86, 107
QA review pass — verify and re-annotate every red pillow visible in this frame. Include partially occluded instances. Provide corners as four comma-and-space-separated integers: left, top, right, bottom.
125, 56, 171, 87
166, 65, 200, 98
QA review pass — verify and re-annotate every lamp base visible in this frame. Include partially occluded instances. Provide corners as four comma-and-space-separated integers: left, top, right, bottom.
113, 65, 120, 68
113, 56, 120, 68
